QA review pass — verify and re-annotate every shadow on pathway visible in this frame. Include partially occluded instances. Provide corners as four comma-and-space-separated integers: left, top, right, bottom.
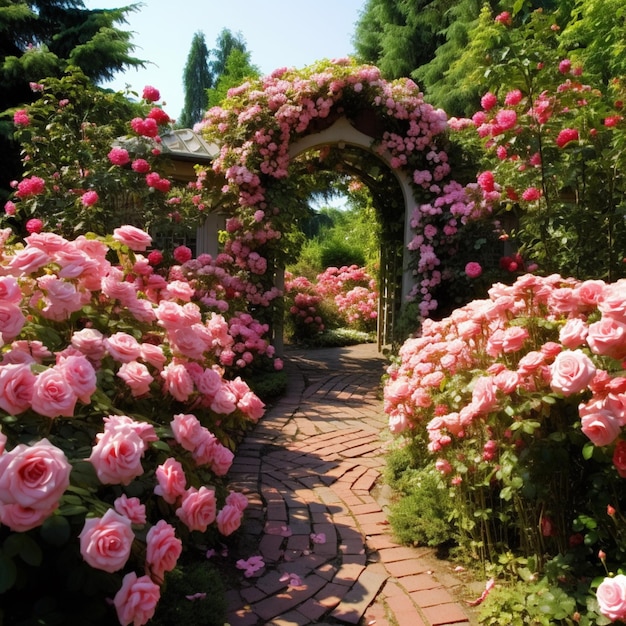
224, 343, 481, 626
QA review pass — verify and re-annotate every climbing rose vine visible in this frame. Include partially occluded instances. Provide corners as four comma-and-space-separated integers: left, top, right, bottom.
197, 59, 496, 320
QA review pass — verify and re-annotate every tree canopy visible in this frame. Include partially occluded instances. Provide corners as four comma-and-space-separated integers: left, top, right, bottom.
179, 31, 212, 128
1, 0, 146, 200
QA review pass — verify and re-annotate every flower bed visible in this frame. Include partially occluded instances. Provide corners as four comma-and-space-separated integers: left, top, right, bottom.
384, 273, 626, 622
0, 226, 265, 625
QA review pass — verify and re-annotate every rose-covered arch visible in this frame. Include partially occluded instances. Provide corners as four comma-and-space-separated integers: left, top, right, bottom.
195, 59, 493, 345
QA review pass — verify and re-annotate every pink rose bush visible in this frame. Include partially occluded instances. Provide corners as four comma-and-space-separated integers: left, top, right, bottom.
0, 226, 264, 625
384, 272, 626, 612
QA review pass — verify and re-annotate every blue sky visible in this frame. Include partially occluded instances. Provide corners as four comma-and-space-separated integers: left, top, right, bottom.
84, 0, 366, 121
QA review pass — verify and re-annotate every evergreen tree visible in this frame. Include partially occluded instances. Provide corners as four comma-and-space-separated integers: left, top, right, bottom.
179, 31, 213, 128
207, 47, 260, 109
0, 0, 145, 201
210, 28, 247, 77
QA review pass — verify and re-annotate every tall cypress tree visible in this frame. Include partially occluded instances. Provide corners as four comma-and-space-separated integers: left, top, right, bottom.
178, 31, 212, 128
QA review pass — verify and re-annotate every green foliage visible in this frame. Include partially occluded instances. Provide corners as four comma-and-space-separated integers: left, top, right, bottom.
6, 67, 203, 244
151, 560, 227, 626
244, 370, 288, 401
207, 47, 260, 109
386, 460, 456, 547
319, 238, 366, 269
179, 31, 213, 128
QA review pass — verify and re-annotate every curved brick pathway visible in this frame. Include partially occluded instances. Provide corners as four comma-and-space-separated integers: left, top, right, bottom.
224, 343, 480, 626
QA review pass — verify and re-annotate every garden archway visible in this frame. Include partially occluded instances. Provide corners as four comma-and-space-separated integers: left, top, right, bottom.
195, 61, 486, 349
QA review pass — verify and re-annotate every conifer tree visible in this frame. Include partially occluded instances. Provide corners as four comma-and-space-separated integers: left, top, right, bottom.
178, 31, 212, 128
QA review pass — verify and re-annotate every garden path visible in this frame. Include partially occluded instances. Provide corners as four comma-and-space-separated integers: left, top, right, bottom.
224, 342, 481, 626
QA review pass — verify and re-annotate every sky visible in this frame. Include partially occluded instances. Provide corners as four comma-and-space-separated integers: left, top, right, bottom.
84, 0, 366, 121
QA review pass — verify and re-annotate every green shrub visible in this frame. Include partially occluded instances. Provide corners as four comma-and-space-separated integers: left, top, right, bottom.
151, 561, 227, 626
319, 239, 365, 269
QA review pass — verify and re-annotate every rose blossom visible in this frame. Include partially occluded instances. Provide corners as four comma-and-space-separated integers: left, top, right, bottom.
58, 354, 97, 403
0, 362, 36, 415
0, 302, 26, 343
114, 494, 147, 525
559, 317, 588, 349
146, 520, 182, 582
226, 490, 249, 511
170, 413, 203, 451
114, 572, 160, 626
501, 326, 529, 353
112, 225, 152, 251
579, 400, 622, 446
464, 262, 482, 278
216, 504, 243, 536
88, 427, 146, 485
0, 438, 71, 515
105, 332, 142, 363
597, 574, 626, 622
117, 361, 153, 396
549, 349, 596, 396
0, 503, 55, 532
161, 361, 194, 401
210, 443, 234, 476
587, 318, 626, 360
176, 486, 217, 532
154, 457, 187, 504
79, 508, 134, 573
31, 367, 78, 418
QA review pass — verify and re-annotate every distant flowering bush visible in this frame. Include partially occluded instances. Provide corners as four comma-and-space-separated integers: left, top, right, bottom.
284, 274, 325, 339
448, 8, 626, 283
0, 226, 263, 625
384, 272, 626, 618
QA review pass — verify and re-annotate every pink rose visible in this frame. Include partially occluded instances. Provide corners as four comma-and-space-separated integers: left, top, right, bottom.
576, 279, 606, 307
140, 343, 166, 370
57, 354, 97, 403
8, 246, 50, 274
192, 366, 222, 397
170, 413, 203, 451
580, 400, 622, 446
216, 504, 243, 536
210, 385, 237, 415
0, 438, 70, 514
226, 490, 249, 511
114, 494, 146, 525
598, 280, 626, 322
114, 572, 160, 626
176, 486, 217, 532
501, 326, 529, 353
0, 362, 35, 415
154, 457, 187, 504
88, 428, 146, 485
237, 391, 265, 421
0, 302, 26, 343
559, 318, 588, 349
210, 443, 234, 476
550, 349, 596, 396
102, 414, 157, 443
494, 369, 519, 394
105, 332, 142, 363
112, 225, 152, 251
146, 520, 182, 582
471, 377, 498, 414
117, 361, 153, 396
587, 318, 626, 359
71, 328, 106, 361
0, 276, 22, 304
79, 508, 134, 573
161, 362, 194, 402
31, 367, 78, 418
597, 574, 626, 622
191, 430, 218, 466
0, 504, 52, 532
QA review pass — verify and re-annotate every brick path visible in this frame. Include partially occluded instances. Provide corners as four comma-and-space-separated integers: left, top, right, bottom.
224, 343, 480, 626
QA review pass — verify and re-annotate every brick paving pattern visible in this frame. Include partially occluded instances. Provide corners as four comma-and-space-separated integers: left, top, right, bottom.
225, 343, 480, 626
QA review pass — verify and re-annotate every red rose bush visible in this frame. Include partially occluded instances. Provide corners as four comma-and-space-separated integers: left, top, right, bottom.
0, 226, 262, 625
